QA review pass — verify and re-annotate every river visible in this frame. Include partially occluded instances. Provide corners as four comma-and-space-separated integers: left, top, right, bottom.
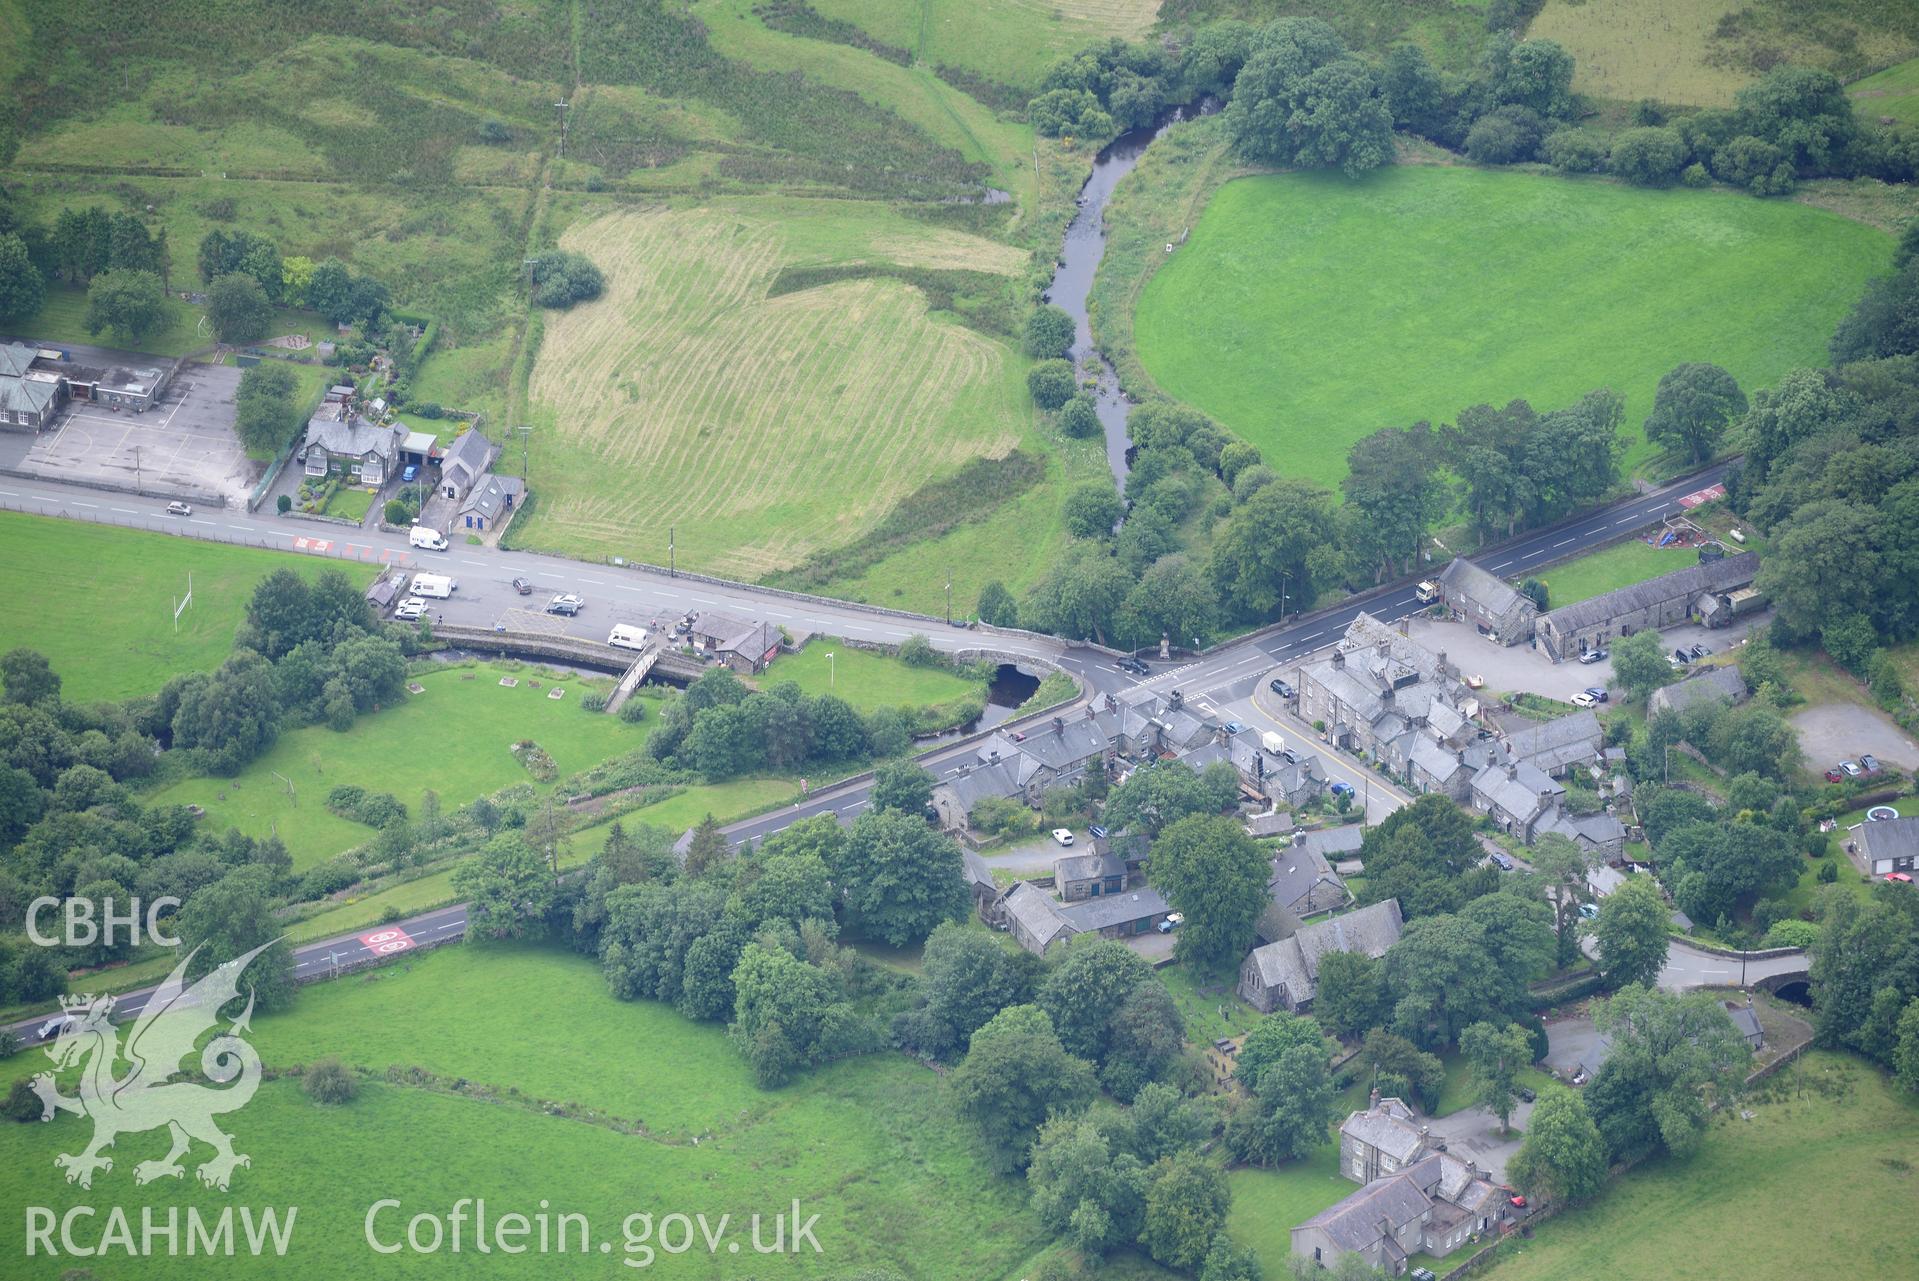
1045, 100, 1217, 487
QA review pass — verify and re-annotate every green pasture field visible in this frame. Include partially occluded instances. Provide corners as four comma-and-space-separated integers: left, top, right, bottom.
0, 510, 373, 703
513, 200, 1042, 584
761, 638, 986, 714
1852, 55, 1919, 125
805, 0, 1161, 95
1134, 167, 1891, 489
144, 661, 645, 871
0, 943, 1051, 1280
1538, 538, 1701, 607
1532, 0, 1919, 108
1483, 1052, 1919, 1281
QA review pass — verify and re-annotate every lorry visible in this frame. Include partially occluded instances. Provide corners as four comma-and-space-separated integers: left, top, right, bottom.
1261, 730, 1285, 756
409, 573, 457, 599
1415, 580, 1441, 604
409, 526, 449, 551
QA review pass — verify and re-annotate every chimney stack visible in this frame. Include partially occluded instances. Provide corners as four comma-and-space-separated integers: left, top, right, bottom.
1332, 649, 1345, 669
1369, 1086, 1381, 1111
1294, 830, 1307, 848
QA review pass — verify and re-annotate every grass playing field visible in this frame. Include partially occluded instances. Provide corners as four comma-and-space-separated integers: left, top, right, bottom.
0, 510, 374, 703
1482, 1052, 1919, 1281
0, 943, 1052, 1279
1134, 166, 1891, 488
1532, 0, 1919, 107
515, 201, 1039, 582
1538, 538, 1703, 607
143, 661, 646, 871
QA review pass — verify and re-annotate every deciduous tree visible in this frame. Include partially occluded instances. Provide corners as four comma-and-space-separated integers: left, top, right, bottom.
1150, 814, 1269, 965
1507, 1087, 1606, 1205
951, 1004, 1097, 1172
1644, 363, 1746, 464
1592, 876, 1669, 990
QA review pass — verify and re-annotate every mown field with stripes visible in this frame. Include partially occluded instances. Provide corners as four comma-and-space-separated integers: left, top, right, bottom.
515, 202, 1039, 582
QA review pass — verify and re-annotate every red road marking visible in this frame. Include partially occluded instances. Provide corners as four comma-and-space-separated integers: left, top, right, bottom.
359, 926, 415, 956
1676, 483, 1726, 509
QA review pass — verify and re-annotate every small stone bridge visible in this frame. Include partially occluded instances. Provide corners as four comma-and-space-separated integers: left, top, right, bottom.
430, 623, 702, 690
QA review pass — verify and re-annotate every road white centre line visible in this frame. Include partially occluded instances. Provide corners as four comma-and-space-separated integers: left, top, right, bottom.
189, 518, 216, 526
1552, 538, 1575, 548
70, 501, 98, 509
112, 507, 137, 515
581, 577, 607, 585
461, 558, 487, 567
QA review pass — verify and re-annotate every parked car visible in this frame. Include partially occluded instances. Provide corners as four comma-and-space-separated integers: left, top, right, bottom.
512, 577, 532, 595
1051, 828, 1074, 847
1672, 648, 1691, 664
1517, 1086, 1537, 1103
394, 597, 426, 621
1329, 781, 1355, 798
1825, 766, 1847, 783
1578, 903, 1600, 920
1490, 851, 1515, 871
1886, 872, 1914, 884
1156, 912, 1184, 934
1584, 687, 1610, 703
546, 593, 584, 616
401, 463, 418, 483
1088, 824, 1108, 839
1269, 677, 1295, 698
1688, 643, 1708, 659
1280, 747, 1301, 764
1224, 721, 1245, 736
1571, 692, 1598, 709
1011, 731, 1027, 743
165, 501, 192, 516
1410, 1270, 1438, 1281
1578, 648, 1606, 664
1840, 760, 1865, 778
1508, 1193, 1528, 1209
1860, 753, 1881, 773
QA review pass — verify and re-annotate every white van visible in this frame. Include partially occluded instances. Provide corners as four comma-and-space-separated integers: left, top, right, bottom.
409, 526, 448, 551
1261, 730, 1285, 756
607, 624, 650, 651
409, 573, 456, 599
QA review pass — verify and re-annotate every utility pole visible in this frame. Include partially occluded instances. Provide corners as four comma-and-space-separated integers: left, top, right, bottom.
1279, 568, 1291, 622
944, 569, 952, 625
133, 445, 141, 493
669, 526, 676, 578
554, 101, 570, 160
826, 652, 835, 689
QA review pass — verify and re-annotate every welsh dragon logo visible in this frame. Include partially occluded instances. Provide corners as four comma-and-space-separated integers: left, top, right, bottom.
31, 941, 275, 1191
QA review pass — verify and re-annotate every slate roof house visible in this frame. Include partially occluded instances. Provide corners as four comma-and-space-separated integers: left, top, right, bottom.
1299, 615, 1473, 761
1470, 759, 1565, 841
689, 613, 782, 674
1055, 850, 1127, 901
1000, 882, 1074, 956
931, 759, 1027, 837
1535, 552, 1761, 662
999, 880, 1170, 956
1860, 815, 1919, 878
1647, 665, 1747, 719
1436, 557, 1537, 645
1502, 710, 1604, 778
1257, 827, 1359, 942
1727, 1000, 1764, 1052
1292, 1096, 1505, 1275
302, 406, 401, 485
1239, 898, 1405, 1013
0, 343, 67, 429
457, 471, 523, 533
962, 849, 1001, 921
438, 427, 497, 500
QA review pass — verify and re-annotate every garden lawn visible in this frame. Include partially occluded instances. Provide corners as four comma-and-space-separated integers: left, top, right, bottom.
321, 486, 376, 521
1777, 794, 1919, 916
12, 283, 211, 357
1227, 1141, 1352, 1275
1135, 167, 1891, 489
0, 943, 1051, 1280
1538, 539, 1701, 607
1481, 1052, 1919, 1281
0, 510, 373, 702
1158, 959, 1270, 1045
144, 662, 646, 871
762, 638, 985, 715
1433, 1049, 1559, 1118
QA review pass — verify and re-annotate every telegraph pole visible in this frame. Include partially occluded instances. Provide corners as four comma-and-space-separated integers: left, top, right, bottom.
554, 101, 570, 160
669, 526, 676, 578
945, 569, 952, 624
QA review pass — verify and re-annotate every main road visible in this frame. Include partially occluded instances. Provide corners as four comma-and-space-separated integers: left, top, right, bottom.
0, 460, 1733, 1040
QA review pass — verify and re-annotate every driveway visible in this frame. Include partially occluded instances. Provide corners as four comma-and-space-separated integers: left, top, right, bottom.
1424, 1101, 1531, 1185
977, 835, 1066, 875
1543, 1014, 1604, 1080
1790, 701, 1919, 773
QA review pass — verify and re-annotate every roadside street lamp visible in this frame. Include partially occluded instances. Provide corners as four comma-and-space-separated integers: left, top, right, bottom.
826, 651, 835, 688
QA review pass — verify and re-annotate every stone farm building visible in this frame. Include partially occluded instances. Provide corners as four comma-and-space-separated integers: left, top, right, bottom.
998, 880, 1171, 957
302, 404, 401, 486
1238, 898, 1404, 1014
1647, 665, 1748, 719
1435, 557, 1537, 645
1534, 552, 1761, 662
0, 341, 171, 427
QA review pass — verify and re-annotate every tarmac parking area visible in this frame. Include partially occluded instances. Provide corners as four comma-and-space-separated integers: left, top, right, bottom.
20, 362, 253, 505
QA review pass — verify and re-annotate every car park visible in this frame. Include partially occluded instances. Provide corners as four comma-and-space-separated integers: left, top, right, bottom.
1051, 828, 1074, 847
165, 501, 192, 516
1578, 648, 1606, 664
1571, 692, 1598, 709
1584, 687, 1609, 703
546, 593, 584, 616
1269, 677, 1295, 698
512, 577, 532, 595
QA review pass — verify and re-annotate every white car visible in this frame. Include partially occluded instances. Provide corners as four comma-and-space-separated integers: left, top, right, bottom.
165, 501, 192, 516
1570, 692, 1598, 709
1051, 828, 1075, 847
394, 597, 427, 621
1157, 912, 1184, 934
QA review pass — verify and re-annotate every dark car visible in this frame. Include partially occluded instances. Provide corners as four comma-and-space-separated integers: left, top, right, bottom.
545, 593, 583, 616
1269, 677, 1295, 698
1517, 1085, 1537, 1103
1490, 851, 1515, 871
1088, 824, 1108, 839
1672, 649, 1691, 664
1117, 657, 1148, 675
512, 577, 532, 595
1584, 687, 1610, 702
1860, 753, 1881, 774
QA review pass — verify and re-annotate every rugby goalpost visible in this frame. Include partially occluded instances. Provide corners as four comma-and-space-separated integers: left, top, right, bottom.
172, 571, 193, 633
